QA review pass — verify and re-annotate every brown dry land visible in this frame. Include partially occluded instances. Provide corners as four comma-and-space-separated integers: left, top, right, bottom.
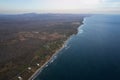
0, 14, 85, 80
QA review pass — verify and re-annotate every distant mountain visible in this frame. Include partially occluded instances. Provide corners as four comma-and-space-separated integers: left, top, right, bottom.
0, 13, 84, 22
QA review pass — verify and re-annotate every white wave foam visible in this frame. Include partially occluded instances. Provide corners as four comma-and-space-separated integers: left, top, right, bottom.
78, 29, 84, 34
45, 64, 48, 67
49, 55, 57, 63
65, 45, 71, 50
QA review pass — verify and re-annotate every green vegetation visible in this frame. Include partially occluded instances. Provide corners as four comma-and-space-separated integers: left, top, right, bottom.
0, 14, 84, 80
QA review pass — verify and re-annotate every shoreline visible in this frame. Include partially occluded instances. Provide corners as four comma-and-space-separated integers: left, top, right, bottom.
28, 22, 84, 80
28, 36, 71, 80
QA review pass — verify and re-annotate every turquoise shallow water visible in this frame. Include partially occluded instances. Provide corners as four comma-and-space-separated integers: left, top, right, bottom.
35, 14, 120, 80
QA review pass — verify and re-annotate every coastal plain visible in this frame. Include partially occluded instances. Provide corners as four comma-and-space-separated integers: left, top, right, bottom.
0, 14, 85, 80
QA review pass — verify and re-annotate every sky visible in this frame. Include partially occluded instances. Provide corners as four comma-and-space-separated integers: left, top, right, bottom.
0, 0, 120, 14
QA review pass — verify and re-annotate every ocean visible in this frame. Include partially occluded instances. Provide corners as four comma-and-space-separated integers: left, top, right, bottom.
35, 14, 120, 80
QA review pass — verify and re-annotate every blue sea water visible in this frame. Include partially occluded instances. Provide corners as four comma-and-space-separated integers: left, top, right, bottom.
35, 14, 120, 80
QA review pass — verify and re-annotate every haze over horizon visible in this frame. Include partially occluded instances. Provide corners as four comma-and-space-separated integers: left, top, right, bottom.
0, 0, 120, 14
